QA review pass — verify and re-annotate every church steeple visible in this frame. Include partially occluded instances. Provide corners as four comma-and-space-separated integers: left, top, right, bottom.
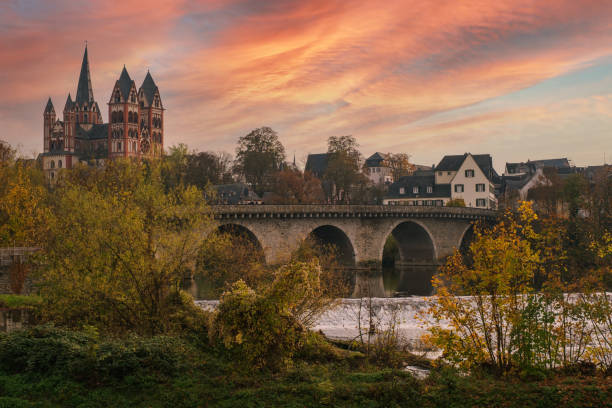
44, 97, 55, 114
75, 45, 94, 104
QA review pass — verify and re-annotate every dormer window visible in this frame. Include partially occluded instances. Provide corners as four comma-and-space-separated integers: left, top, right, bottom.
413, 186, 419, 194
399, 187, 405, 195
427, 186, 433, 193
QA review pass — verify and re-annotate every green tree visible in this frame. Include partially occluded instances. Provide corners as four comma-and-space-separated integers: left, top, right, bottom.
234, 127, 285, 195
324, 135, 365, 203
39, 159, 209, 335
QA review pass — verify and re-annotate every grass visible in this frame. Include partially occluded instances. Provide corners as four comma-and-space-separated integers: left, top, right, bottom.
0, 327, 610, 407
0, 295, 42, 309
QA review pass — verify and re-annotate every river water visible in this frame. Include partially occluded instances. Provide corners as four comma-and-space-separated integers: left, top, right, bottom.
185, 264, 439, 300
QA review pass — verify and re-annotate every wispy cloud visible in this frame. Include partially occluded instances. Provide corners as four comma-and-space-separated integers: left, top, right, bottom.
1, 0, 612, 167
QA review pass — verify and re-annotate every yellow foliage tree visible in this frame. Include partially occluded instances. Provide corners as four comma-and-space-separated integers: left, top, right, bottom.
427, 202, 541, 373
38, 159, 210, 335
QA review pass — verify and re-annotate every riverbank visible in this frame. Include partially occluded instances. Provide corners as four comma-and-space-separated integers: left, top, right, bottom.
0, 326, 610, 408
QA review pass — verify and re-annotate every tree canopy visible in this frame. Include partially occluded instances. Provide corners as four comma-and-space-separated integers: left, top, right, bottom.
234, 127, 285, 195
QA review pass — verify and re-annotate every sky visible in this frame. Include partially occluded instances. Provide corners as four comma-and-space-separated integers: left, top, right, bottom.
1, 0, 612, 171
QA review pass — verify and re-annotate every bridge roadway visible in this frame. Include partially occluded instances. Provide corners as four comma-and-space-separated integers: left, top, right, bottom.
209, 205, 497, 267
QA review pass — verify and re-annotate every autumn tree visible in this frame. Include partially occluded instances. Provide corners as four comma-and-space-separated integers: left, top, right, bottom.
38, 159, 209, 335
234, 127, 286, 195
324, 135, 366, 203
185, 151, 233, 188
427, 203, 542, 373
266, 168, 325, 204
0, 143, 49, 247
385, 153, 415, 181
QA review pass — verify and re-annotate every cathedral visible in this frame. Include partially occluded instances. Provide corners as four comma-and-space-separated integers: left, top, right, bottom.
41, 46, 164, 180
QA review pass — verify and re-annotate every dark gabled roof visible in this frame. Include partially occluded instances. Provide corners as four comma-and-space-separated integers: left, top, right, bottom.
139, 71, 159, 105
501, 173, 533, 192
214, 183, 261, 204
305, 153, 329, 177
44, 97, 54, 113
531, 158, 570, 168
365, 152, 386, 167
116, 66, 134, 99
436, 155, 465, 171
75, 124, 108, 140
385, 174, 451, 199
75, 46, 94, 104
63, 94, 73, 111
436, 153, 495, 180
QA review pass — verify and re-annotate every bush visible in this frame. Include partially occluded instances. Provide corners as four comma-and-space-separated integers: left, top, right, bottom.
0, 325, 193, 384
209, 260, 332, 370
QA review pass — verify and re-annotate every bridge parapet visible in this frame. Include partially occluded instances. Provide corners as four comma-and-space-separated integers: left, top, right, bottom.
211, 205, 498, 221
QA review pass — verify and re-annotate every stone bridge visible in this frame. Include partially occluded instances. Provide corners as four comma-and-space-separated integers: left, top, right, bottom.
210, 205, 497, 268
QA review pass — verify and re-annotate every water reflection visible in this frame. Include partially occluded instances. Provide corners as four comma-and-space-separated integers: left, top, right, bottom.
351, 264, 437, 298
184, 263, 439, 301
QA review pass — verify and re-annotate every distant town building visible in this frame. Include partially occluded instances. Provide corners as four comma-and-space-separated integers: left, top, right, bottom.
364, 152, 393, 184
214, 183, 262, 205
384, 153, 498, 209
304, 153, 329, 178
501, 158, 574, 201
39, 46, 164, 182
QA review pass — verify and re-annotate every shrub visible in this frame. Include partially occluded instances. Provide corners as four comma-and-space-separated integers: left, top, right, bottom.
0, 325, 192, 383
209, 260, 332, 370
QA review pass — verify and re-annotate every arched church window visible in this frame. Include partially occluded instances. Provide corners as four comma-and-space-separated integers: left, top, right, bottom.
128, 112, 132, 123
84, 113, 88, 122
117, 142, 122, 152
133, 141, 137, 152
50, 160, 55, 169
58, 160, 62, 168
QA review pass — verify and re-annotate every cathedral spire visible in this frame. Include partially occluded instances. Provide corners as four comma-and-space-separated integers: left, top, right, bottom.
44, 97, 55, 113
75, 45, 94, 104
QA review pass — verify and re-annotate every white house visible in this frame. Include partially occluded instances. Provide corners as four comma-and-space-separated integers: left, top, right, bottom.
385, 153, 498, 209
364, 152, 393, 185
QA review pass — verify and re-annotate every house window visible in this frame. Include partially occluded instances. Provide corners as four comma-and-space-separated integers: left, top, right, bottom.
399, 187, 405, 195
454, 184, 464, 193
427, 186, 433, 193
465, 169, 475, 177
476, 199, 486, 207
476, 183, 485, 192
413, 186, 419, 194
438, 171, 443, 176
447, 171, 452, 175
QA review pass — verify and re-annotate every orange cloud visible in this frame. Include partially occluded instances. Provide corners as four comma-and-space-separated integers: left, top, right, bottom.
1, 0, 612, 167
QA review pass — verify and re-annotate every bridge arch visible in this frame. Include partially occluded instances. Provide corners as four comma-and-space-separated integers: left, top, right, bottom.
458, 222, 475, 255
378, 220, 438, 262
214, 223, 266, 263
307, 224, 356, 266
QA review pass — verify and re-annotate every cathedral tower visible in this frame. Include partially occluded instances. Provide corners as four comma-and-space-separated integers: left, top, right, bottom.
74, 46, 102, 129
43, 97, 55, 152
62, 94, 75, 153
138, 71, 164, 156
108, 67, 140, 158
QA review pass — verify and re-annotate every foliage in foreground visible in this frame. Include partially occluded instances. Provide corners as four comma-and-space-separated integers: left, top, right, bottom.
37, 159, 210, 336
428, 202, 612, 374
209, 260, 334, 369
0, 326, 610, 408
